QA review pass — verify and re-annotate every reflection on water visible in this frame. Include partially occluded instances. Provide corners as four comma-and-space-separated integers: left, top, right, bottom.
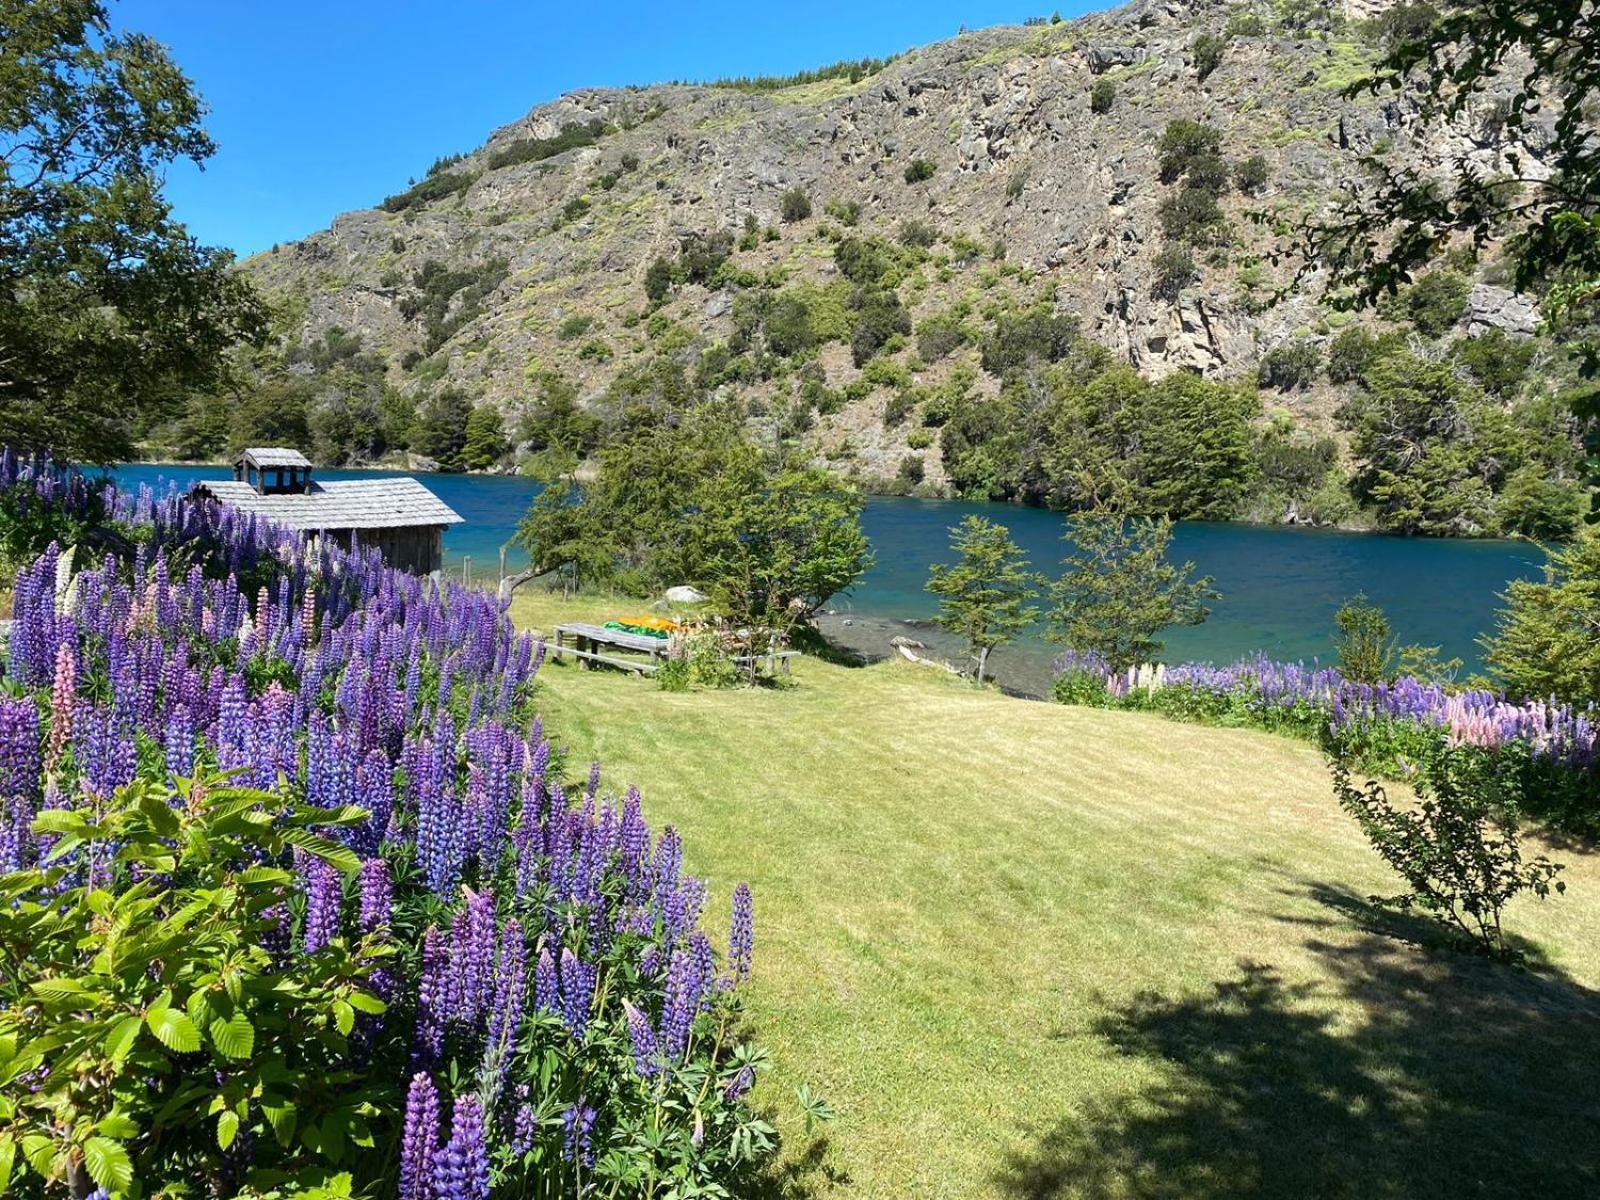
114, 465, 1543, 671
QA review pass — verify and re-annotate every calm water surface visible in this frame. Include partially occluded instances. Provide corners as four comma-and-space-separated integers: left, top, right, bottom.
115, 465, 1545, 670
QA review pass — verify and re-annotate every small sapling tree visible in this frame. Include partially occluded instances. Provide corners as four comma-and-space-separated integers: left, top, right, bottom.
926, 516, 1043, 685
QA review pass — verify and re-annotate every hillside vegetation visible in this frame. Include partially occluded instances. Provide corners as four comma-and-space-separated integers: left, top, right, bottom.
150, 0, 1593, 537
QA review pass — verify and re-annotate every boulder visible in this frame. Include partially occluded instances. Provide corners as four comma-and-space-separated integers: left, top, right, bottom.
1464, 284, 1539, 338
663, 585, 709, 603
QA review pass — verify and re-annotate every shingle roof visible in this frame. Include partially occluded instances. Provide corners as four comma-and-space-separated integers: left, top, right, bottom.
238, 447, 312, 469
193, 478, 463, 531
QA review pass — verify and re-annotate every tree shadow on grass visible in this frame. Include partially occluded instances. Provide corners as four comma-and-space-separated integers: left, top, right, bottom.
997, 883, 1600, 1200
748, 1134, 852, 1200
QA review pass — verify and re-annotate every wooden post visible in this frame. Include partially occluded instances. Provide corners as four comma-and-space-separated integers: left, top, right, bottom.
498, 545, 507, 592
462, 556, 470, 587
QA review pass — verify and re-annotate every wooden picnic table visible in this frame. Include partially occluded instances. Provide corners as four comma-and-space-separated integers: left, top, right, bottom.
551, 623, 669, 674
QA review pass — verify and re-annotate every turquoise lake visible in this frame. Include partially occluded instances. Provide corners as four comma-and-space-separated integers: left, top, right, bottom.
113, 464, 1547, 670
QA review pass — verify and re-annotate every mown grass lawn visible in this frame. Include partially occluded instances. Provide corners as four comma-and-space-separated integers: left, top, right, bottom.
511, 591, 1600, 1200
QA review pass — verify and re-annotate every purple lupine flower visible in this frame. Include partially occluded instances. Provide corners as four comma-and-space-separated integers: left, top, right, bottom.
164, 702, 196, 779
535, 946, 559, 1014
487, 917, 528, 1067
510, 1102, 538, 1158
562, 1099, 597, 1166
454, 887, 497, 1025
432, 1095, 490, 1200
415, 926, 449, 1068
728, 882, 754, 983
358, 857, 391, 934
399, 1072, 440, 1200
622, 1000, 660, 1078
559, 946, 595, 1039
302, 858, 341, 955
663, 944, 702, 1059
724, 1064, 756, 1102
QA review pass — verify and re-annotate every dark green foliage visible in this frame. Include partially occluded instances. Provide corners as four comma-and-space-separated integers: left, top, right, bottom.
0, 772, 382, 1195
834, 236, 895, 286
849, 290, 911, 367
1371, 0, 1441, 47
485, 117, 608, 171
898, 219, 939, 248
1326, 327, 1381, 383
1329, 741, 1565, 959
1255, 425, 1338, 500
980, 309, 1081, 377
0, 0, 268, 461
401, 258, 510, 354
1233, 153, 1271, 196
1153, 246, 1197, 300
1384, 271, 1471, 337
1160, 185, 1228, 245
460, 403, 508, 470
409, 388, 474, 470
699, 55, 898, 92
518, 370, 601, 456
557, 313, 594, 341
644, 256, 676, 303
1453, 329, 1536, 397
764, 294, 817, 357
916, 314, 968, 362
1157, 120, 1224, 183
904, 158, 937, 184
1342, 350, 1585, 536
1485, 532, 1600, 705
1047, 509, 1219, 669
1258, 340, 1323, 391
1090, 79, 1117, 113
1335, 593, 1398, 683
927, 516, 1044, 683
679, 231, 735, 285
380, 168, 477, 212
780, 187, 813, 222
896, 454, 925, 490
1192, 33, 1226, 80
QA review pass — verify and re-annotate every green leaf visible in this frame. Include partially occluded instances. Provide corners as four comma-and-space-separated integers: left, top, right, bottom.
278, 828, 360, 872
210, 1011, 255, 1060
331, 999, 355, 1037
0, 1135, 15, 1195
147, 1007, 201, 1053
217, 1109, 240, 1150
22, 1133, 53, 1177
96, 1112, 139, 1140
263, 1102, 297, 1147
83, 1136, 133, 1192
345, 989, 387, 1015
105, 1015, 143, 1064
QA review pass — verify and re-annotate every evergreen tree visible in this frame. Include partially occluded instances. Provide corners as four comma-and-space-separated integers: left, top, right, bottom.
926, 517, 1043, 684
461, 404, 509, 470
1485, 532, 1600, 704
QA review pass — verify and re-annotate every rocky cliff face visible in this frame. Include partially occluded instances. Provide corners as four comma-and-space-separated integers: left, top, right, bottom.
243, 0, 1545, 479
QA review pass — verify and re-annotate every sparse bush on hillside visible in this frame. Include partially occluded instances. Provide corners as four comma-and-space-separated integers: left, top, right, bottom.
917, 314, 968, 362
1258, 340, 1323, 391
765, 293, 817, 357
1327, 327, 1382, 382
381, 168, 477, 213
780, 186, 813, 222
1383, 270, 1471, 337
1153, 246, 1197, 300
557, 313, 594, 341
1454, 329, 1536, 397
1192, 33, 1226, 80
1233, 153, 1271, 195
1090, 79, 1117, 113
850, 290, 912, 366
904, 158, 937, 184
679, 230, 735, 284
1159, 185, 1228, 245
834, 236, 896, 286
825, 197, 863, 225
899, 219, 939, 248
1157, 120, 1224, 183
644, 255, 676, 303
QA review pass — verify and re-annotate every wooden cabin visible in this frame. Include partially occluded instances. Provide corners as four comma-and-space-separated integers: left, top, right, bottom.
193, 448, 463, 575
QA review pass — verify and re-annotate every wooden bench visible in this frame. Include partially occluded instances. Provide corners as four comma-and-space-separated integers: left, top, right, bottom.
551, 623, 669, 673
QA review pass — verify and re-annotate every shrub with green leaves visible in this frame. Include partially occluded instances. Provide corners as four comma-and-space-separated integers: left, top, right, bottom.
1329, 740, 1565, 959
779, 187, 813, 223
1258, 340, 1323, 391
903, 158, 936, 184
1090, 79, 1116, 113
0, 773, 383, 1197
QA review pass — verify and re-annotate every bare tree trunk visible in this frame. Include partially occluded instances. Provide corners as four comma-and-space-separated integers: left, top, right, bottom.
497, 569, 538, 604
976, 644, 990, 686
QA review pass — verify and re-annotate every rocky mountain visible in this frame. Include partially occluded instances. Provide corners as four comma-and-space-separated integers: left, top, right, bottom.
241, 0, 1552, 489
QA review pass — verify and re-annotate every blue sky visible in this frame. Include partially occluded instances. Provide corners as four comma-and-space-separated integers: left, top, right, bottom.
113, 0, 1100, 257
